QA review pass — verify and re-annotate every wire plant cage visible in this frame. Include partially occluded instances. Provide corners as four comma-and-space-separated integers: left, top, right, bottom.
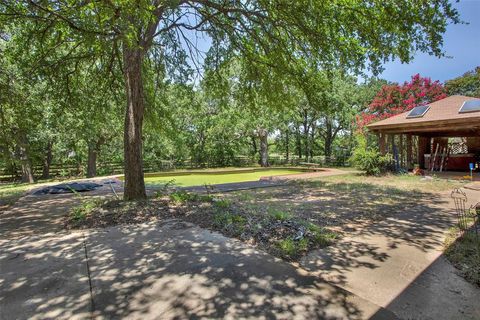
451, 188, 480, 238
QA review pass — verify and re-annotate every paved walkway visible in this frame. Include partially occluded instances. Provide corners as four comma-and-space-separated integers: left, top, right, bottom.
301, 188, 480, 320
0, 177, 394, 319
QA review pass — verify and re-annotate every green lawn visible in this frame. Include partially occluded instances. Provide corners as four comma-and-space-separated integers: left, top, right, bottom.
144, 169, 305, 187
0, 183, 34, 210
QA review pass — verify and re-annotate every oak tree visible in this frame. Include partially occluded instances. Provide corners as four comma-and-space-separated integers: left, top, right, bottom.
0, 1, 459, 199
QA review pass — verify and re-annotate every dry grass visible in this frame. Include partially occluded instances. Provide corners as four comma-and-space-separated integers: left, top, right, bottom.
444, 227, 480, 287
315, 173, 466, 193
225, 173, 463, 231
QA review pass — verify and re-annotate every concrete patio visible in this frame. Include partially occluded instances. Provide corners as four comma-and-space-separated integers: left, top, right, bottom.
0, 186, 394, 320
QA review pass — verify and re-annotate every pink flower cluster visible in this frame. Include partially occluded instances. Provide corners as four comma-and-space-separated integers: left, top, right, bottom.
356, 74, 447, 130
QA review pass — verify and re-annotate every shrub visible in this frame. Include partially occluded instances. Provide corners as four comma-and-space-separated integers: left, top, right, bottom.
268, 209, 291, 221
70, 198, 104, 221
276, 237, 309, 259
169, 191, 213, 203
169, 191, 192, 203
307, 223, 338, 246
350, 135, 392, 175
154, 179, 176, 198
213, 212, 246, 235
214, 198, 232, 209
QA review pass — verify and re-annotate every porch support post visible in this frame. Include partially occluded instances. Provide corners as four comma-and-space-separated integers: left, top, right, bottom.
388, 134, 395, 154
399, 134, 404, 167
406, 134, 413, 169
418, 136, 430, 169
378, 132, 386, 155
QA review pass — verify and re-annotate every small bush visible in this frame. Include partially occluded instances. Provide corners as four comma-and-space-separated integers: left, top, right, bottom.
154, 179, 176, 198
70, 198, 104, 222
169, 191, 213, 204
213, 212, 246, 235
214, 212, 246, 226
307, 223, 337, 246
214, 198, 232, 209
237, 193, 255, 202
169, 191, 192, 203
276, 237, 309, 259
350, 134, 393, 175
269, 209, 291, 221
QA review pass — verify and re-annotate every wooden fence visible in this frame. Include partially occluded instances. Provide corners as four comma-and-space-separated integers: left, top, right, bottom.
1, 154, 348, 180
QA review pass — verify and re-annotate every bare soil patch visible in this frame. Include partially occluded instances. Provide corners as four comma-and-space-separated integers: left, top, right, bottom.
65, 191, 337, 261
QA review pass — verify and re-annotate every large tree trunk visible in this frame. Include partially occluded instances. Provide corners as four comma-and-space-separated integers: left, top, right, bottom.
72, 144, 83, 176
303, 116, 310, 162
295, 125, 302, 159
324, 119, 333, 161
86, 137, 105, 178
20, 158, 34, 183
123, 46, 146, 200
324, 138, 333, 164
87, 142, 98, 178
258, 128, 269, 167
16, 132, 34, 183
285, 129, 290, 163
250, 135, 257, 156
41, 140, 53, 179
310, 123, 316, 161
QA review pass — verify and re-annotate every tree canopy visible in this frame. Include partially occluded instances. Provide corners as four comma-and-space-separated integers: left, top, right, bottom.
0, 1, 460, 199
445, 66, 480, 98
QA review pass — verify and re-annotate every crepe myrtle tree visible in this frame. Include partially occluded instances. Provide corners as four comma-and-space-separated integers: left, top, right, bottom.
356, 74, 447, 129
0, 1, 459, 200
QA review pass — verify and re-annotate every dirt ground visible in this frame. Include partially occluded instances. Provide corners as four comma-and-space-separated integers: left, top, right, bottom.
223, 175, 463, 231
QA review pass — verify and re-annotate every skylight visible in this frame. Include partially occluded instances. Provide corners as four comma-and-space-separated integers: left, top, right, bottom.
459, 100, 480, 113
406, 105, 430, 118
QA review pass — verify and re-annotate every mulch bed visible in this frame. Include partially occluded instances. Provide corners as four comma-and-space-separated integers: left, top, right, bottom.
64, 194, 337, 261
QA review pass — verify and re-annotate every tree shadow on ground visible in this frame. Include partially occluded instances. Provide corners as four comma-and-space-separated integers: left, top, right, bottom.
0, 232, 92, 319
232, 181, 454, 252
0, 185, 118, 239
369, 251, 480, 319
0, 220, 397, 319
0, 195, 79, 238
83, 221, 394, 319
2, 178, 467, 319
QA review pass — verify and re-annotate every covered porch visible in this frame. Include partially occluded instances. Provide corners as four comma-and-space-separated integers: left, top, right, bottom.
367, 95, 480, 173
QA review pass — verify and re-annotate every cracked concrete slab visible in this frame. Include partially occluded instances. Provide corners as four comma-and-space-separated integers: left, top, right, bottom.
3, 174, 477, 319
